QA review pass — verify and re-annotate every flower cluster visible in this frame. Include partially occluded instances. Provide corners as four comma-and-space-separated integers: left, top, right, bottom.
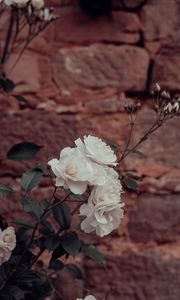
152, 83, 180, 116
0, 227, 16, 266
0, 0, 57, 22
48, 135, 124, 237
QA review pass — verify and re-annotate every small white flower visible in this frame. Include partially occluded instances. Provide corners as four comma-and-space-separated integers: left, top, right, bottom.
75, 135, 117, 166
0, 227, 16, 266
0, 248, 11, 266
48, 147, 94, 194
39, 7, 55, 21
76, 296, 97, 300
154, 83, 161, 92
164, 102, 173, 113
173, 102, 179, 113
80, 172, 124, 237
31, 0, 44, 9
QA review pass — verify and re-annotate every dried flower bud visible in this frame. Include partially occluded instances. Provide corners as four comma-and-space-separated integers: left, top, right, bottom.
161, 90, 171, 100
163, 102, 173, 114
154, 83, 161, 93
173, 102, 179, 113
124, 102, 141, 114
39, 7, 56, 21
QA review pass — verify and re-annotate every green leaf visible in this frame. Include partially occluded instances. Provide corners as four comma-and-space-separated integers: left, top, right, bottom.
126, 148, 145, 158
52, 243, 66, 260
43, 235, 60, 252
15, 220, 35, 229
61, 232, 81, 257
0, 78, 15, 91
81, 244, 106, 267
49, 259, 64, 270
21, 196, 43, 222
7, 142, 43, 161
21, 168, 43, 192
13, 95, 28, 108
7, 286, 25, 300
0, 184, 15, 196
66, 264, 84, 280
70, 194, 85, 202
52, 199, 71, 230
105, 139, 120, 153
123, 177, 138, 191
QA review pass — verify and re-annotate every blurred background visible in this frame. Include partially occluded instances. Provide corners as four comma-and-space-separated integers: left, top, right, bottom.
1, 0, 180, 299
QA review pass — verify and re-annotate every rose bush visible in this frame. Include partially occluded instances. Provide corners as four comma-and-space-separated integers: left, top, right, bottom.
48, 135, 124, 237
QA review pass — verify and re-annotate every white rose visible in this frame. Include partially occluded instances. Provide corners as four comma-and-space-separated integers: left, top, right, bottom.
0, 227, 16, 266
75, 135, 117, 166
80, 174, 124, 237
4, 0, 14, 5
48, 147, 94, 194
87, 162, 107, 186
76, 296, 96, 300
0, 227, 16, 251
0, 248, 11, 266
13, 0, 29, 7
31, 0, 44, 9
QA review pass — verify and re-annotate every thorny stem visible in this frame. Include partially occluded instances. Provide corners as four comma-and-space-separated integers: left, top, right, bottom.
119, 117, 164, 163
7, 22, 49, 75
46, 192, 72, 212
1, 8, 15, 65
119, 113, 135, 162
29, 193, 83, 269
13, 187, 57, 272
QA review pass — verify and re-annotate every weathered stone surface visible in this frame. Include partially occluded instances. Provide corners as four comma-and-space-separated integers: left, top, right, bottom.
141, 0, 180, 43
85, 252, 180, 300
0, 110, 78, 178
112, 0, 145, 9
128, 194, 180, 243
53, 45, 149, 97
5, 53, 41, 94
125, 105, 180, 170
54, 11, 140, 44
151, 46, 180, 91
5, 52, 58, 100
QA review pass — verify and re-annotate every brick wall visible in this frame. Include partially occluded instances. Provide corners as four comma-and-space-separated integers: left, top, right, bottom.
1, 1, 180, 299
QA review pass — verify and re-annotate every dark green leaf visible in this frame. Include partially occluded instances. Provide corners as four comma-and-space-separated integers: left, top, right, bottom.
52, 243, 66, 260
66, 264, 84, 280
43, 235, 60, 252
52, 199, 71, 230
0, 184, 14, 196
127, 148, 145, 157
7, 286, 25, 300
7, 142, 43, 161
105, 139, 120, 153
15, 220, 35, 229
36, 164, 50, 176
13, 95, 28, 108
123, 177, 138, 191
61, 232, 81, 257
82, 244, 106, 267
70, 194, 85, 202
21, 168, 43, 192
0, 78, 15, 91
49, 259, 64, 270
21, 196, 43, 222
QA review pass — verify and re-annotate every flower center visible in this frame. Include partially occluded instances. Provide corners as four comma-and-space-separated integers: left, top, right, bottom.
3, 234, 12, 243
65, 165, 77, 177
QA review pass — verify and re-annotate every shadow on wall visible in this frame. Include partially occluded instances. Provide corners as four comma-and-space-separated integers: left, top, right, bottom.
79, 0, 112, 17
